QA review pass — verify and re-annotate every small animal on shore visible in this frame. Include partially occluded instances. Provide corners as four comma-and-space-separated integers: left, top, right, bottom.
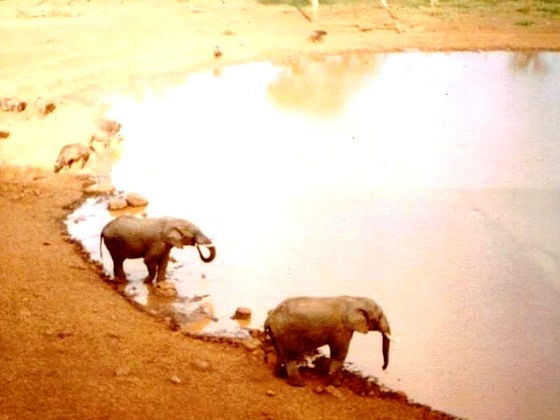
264, 295, 392, 387
100, 216, 217, 284
0, 98, 27, 113
308, 29, 327, 43
89, 118, 123, 150
34, 97, 56, 116
96, 118, 122, 135
53, 143, 93, 173
89, 129, 123, 150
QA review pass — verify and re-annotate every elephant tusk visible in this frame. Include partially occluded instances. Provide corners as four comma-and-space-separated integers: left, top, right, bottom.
384, 333, 400, 343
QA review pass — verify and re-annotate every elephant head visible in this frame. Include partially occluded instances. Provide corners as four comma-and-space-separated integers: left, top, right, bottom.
162, 218, 217, 263
342, 296, 391, 370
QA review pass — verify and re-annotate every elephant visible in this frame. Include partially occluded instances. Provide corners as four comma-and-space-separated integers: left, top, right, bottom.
53, 143, 93, 173
100, 216, 216, 284
264, 295, 391, 387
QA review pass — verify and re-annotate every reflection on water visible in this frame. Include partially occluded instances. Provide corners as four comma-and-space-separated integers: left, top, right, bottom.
68, 52, 560, 420
267, 55, 382, 116
510, 51, 549, 74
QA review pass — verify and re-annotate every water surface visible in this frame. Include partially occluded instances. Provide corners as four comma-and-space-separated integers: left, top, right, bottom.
67, 51, 560, 420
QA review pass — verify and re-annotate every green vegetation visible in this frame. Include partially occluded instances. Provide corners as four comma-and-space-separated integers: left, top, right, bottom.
257, 0, 560, 20
515, 19, 536, 26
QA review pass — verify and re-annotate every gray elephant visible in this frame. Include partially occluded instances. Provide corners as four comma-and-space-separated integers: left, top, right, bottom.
264, 295, 391, 387
53, 143, 93, 173
100, 216, 216, 284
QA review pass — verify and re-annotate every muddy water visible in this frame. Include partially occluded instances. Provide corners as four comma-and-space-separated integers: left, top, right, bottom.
67, 52, 560, 420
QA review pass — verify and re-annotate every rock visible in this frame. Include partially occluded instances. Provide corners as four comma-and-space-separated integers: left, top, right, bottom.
125, 192, 149, 207
169, 375, 182, 384
265, 390, 275, 397
84, 182, 115, 194
231, 307, 251, 320
191, 359, 211, 372
314, 385, 325, 394
324, 385, 345, 400
158, 281, 176, 290
57, 330, 73, 339
240, 338, 261, 352
107, 197, 128, 210
154, 281, 177, 297
155, 280, 177, 297
114, 366, 131, 377
19, 308, 31, 317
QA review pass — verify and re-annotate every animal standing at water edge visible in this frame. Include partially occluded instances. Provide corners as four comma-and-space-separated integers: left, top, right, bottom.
53, 143, 93, 173
264, 295, 391, 386
100, 216, 216, 284
89, 118, 123, 151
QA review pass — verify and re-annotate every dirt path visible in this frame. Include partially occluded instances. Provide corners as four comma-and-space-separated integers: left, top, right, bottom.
1, 1, 558, 418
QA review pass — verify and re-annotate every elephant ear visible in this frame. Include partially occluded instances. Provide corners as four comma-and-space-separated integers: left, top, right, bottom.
343, 303, 369, 334
162, 227, 185, 249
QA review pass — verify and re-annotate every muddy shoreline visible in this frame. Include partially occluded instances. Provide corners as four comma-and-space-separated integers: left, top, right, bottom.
56, 178, 457, 419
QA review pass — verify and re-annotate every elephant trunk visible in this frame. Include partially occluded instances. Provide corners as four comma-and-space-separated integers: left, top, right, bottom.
382, 333, 390, 370
377, 313, 391, 370
196, 243, 216, 263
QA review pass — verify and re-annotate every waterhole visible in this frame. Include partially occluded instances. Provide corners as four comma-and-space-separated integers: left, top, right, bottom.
67, 51, 560, 420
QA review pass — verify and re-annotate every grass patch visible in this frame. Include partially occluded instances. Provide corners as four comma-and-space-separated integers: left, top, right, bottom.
515, 19, 536, 26
258, 0, 560, 19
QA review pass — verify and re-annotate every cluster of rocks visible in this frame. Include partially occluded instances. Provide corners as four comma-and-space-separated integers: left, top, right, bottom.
107, 191, 149, 211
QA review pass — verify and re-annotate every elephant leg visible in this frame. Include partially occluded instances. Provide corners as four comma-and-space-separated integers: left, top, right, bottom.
280, 348, 304, 386
285, 360, 304, 387
156, 250, 171, 284
269, 343, 285, 377
271, 344, 287, 378
112, 256, 126, 282
273, 357, 287, 378
143, 255, 158, 284
328, 337, 351, 386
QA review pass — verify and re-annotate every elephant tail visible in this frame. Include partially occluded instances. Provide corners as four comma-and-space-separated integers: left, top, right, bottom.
263, 320, 277, 363
264, 320, 281, 352
99, 232, 104, 259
